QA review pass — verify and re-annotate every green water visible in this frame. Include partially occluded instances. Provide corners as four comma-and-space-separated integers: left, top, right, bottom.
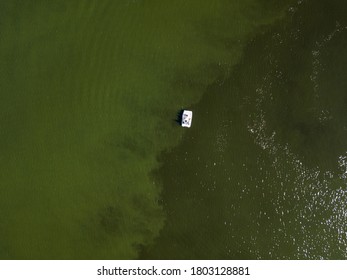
1, 0, 346, 259
143, 0, 347, 259
0, 0, 288, 259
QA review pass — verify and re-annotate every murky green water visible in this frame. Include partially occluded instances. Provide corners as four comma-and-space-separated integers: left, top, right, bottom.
1, 0, 346, 259
142, 0, 347, 259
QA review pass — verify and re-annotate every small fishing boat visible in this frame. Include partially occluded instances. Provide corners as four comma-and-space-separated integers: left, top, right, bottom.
181, 110, 193, 128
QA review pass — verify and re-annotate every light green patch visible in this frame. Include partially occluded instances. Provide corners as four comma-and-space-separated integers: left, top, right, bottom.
0, 0, 292, 259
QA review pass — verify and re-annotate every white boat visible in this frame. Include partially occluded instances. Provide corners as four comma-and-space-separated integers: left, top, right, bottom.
181, 110, 193, 128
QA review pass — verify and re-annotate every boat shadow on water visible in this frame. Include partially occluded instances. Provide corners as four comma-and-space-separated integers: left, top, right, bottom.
174, 109, 184, 126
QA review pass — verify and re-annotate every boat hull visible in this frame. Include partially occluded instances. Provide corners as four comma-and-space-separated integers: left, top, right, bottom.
181, 110, 193, 127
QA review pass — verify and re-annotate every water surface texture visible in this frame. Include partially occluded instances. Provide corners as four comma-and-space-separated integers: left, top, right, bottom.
143, 0, 347, 259
2, 0, 346, 259
0, 0, 289, 259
